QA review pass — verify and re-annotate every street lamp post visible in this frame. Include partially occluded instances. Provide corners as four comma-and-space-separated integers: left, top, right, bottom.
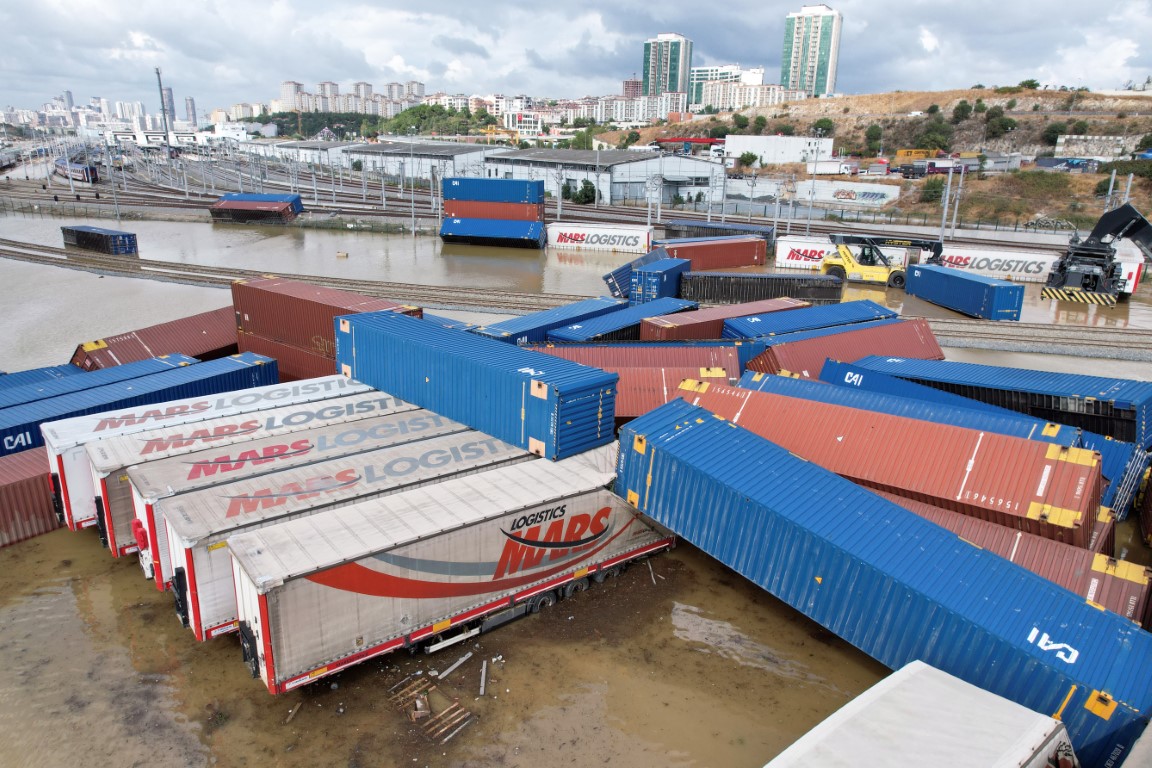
805, 129, 824, 235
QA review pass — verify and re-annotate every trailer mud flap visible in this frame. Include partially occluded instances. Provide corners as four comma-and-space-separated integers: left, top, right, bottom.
238, 621, 259, 679
94, 498, 109, 548
50, 474, 64, 524
171, 568, 190, 629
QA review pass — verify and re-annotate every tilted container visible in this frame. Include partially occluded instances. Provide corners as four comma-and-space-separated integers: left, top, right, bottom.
70, 307, 237, 371
745, 318, 944, 379
0, 354, 198, 411
678, 271, 843, 305
0, 448, 58, 548
640, 298, 810, 341
907, 264, 1024, 321
659, 236, 767, 270
722, 299, 896, 339
472, 297, 628, 345
546, 297, 697, 343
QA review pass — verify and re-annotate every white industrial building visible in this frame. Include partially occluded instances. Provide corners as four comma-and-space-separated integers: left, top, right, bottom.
722, 135, 834, 166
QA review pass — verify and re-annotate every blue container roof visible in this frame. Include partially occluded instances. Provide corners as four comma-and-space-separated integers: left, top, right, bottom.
439, 218, 545, 240
602, 248, 670, 297
0, 354, 198, 410
737, 371, 1080, 447
420, 313, 478, 332
617, 399, 1152, 766
219, 193, 302, 203
724, 300, 896, 339
634, 257, 691, 275
61, 225, 136, 237
0, 365, 85, 391
753, 318, 903, 347
474, 297, 627, 339
337, 311, 617, 396
547, 297, 697, 342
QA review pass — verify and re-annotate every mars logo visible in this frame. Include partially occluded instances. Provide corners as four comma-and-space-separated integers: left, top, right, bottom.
786, 248, 825, 263
493, 505, 612, 578
185, 439, 313, 481
140, 421, 262, 456
96, 402, 213, 431
223, 468, 360, 518
941, 254, 973, 268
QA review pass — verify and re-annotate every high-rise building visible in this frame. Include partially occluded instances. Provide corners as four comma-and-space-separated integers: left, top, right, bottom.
642, 33, 692, 97
689, 65, 765, 106
353, 81, 373, 99
62, 90, 73, 110
622, 78, 643, 98
280, 81, 303, 110
318, 81, 340, 98
161, 86, 176, 128
405, 81, 425, 99
185, 97, 197, 125
780, 4, 842, 96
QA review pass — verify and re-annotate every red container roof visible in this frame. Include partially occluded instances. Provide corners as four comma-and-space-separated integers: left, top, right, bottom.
641, 298, 810, 340
525, 344, 741, 372
70, 307, 237, 370
746, 318, 944, 379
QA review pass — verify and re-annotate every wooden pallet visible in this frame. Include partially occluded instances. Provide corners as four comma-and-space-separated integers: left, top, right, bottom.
387, 674, 475, 743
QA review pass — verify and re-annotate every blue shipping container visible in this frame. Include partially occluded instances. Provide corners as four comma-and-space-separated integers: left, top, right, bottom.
421, 313, 479, 333
61, 225, 139, 255
906, 264, 1024, 321
334, 311, 617, 460
738, 370, 1080, 447
0, 365, 85, 391
0, 353, 277, 458
220, 193, 304, 214
546, 297, 698, 343
441, 177, 545, 204
723, 300, 896, 339
630, 258, 691, 306
603, 248, 669, 299
1080, 431, 1145, 516
0, 355, 198, 411
439, 218, 545, 249
616, 399, 1152, 768
849, 356, 1152, 449
819, 359, 1014, 417
473, 297, 629, 344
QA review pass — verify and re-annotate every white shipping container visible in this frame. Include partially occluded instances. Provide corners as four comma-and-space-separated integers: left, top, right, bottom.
40, 375, 370, 530
229, 457, 673, 693
87, 393, 417, 558
159, 430, 534, 638
765, 660, 1079, 767
129, 410, 479, 590
546, 222, 653, 253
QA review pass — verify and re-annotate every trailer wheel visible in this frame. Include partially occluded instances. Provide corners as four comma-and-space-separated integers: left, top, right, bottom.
594, 565, 623, 583
825, 265, 846, 281
563, 578, 589, 599
528, 591, 557, 614
887, 271, 906, 289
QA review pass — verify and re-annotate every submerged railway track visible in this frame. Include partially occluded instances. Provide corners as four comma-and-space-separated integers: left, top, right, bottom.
1, 236, 1149, 361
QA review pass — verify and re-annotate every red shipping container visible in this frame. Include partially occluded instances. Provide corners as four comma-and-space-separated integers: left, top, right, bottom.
0, 448, 58, 549
746, 318, 944, 379
1091, 507, 1116, 556
70, 307, 238, 370
609, 366, 735, 418
641, 298, 810, 340
231, 277, 421, 357
524, 343, 742, 373
681, 380, 1103, 548
873, 489, 1150, 625
662, 237, 767, 269
237, 331, 337, 382
442, 200, 545, 221
1141, 483, 1152, 546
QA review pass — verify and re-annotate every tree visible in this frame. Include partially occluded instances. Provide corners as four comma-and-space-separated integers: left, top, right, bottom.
773, 122, 796, 136
927, 104, 940, 115
753, 115, 767, 134
570, 129, 594, 150
985, 115, 1017, 140
984, 105, 1004, 122
1136, 133, 1152, 152
973, 99, 987, 114
914, 116, 954, 151
738, 151, 759, 168
951, 100, 972, 123
1041, 122, 1068, 145
573, 180, 597, 204
732, 114, 749, 130
1005, 99, 1017, 110
865, 124, 883, 154
709, 126, 730, 139
1019, 79, 1041, 89
919, 176, 945, 203
624, 130, 641, 147
971, 83, 985, 89
351, 160, 363, 172
1070, 120, 1089, 135
811, 118, 835, 136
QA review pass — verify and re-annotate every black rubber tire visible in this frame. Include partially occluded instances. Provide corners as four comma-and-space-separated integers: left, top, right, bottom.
563, 578, 590, 599
528, 592, 557, 614
825, 265, 846, 281
887, 271, 906, 289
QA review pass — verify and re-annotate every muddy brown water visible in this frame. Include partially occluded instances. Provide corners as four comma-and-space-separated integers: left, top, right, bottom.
0, 214, 1150, 766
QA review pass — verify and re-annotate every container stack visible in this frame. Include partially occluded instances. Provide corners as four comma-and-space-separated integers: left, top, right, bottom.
440, 178, 546, 248
60, 225, 138, 255
209, 193, 304, 224
232, 277, 421, 381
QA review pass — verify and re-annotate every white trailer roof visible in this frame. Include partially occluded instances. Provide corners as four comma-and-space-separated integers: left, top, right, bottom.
228, 455, 616, 592
159, 430, 530, 545
765, 661, 1071, 767
86, 390, 410, 474
41, 376, 370, 451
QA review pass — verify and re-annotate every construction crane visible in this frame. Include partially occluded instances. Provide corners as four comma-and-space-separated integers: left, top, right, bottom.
480, 126, 521, 145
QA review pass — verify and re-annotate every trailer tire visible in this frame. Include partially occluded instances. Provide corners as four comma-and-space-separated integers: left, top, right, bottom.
563, 578, 589, 599
887, 271, 906, 289
594, 565, 623, 583
528, 592, 557, 614
825, 265, 846, 281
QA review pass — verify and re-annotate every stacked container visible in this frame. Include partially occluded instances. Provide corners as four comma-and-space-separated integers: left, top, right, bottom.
906, 264, 1024, 321
232, 277, 421, 382
70, 307, 237, 370
661, 219, 775, 241
658, 236, 768, 269
335, 311, 618, 460
629, 258, 691, 305
678, 272, 843, 305
0, 354, 198, 411
640, 298, 810, 341
0, 365, 85, 390
723, 300, 896, 339
439, 178, 546, 249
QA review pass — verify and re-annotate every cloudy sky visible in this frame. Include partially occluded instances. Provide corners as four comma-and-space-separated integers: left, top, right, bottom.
3, 1, 1151, 116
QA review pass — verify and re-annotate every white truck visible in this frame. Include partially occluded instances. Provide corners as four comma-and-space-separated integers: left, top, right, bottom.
228, 453, 674, 693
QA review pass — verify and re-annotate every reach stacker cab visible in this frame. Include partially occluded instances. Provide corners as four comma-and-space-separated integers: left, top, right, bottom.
821, 234, 944, 289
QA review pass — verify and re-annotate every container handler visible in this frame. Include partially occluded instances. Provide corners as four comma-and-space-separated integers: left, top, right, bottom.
1041, 203, 1152, 306
821, 234, 944, 289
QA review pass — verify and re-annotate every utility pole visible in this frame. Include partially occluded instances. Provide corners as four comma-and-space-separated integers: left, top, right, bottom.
155, 67, 172, 168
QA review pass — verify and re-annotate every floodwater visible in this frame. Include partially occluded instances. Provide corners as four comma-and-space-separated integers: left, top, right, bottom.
0, 212, 1149, 767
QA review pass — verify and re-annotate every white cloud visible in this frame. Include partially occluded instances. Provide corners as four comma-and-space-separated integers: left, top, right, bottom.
918, 27, 941, 54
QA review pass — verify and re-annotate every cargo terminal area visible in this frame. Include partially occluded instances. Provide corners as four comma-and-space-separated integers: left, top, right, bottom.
1, 164, 1152, 767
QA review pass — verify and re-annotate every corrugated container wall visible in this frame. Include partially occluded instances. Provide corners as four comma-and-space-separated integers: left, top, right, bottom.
546, 297, 697, 343
662, 219, 775, 242
602, 248, 669, 298
819, 360, 1022, 416
219, 193, 304, 214
746, 318, 945, 379
640, 298, 810, 341
237, 332, 336, 382
611, 366, 731, 418
0, 354, 198, 411
335, 312, 618, 460
660, 236, 767, 270
524, 343, 743, 373
723, 300, 897, 339
70, 307, 237, 370
681, 380, 1102, 548
629, 258, 691, 305
231, 277, 420, 359
0, 447, 58, 548
472, 297, 629, 344
0, 365, 84, 391
615, 399, 1152, 768
60, 225, 138, 255
906, 264, 1024, 321
441, 177, 545, 204
848, 356, 1152, 449
438, 218, 546, 248
441, 200, 544, 221
678, 272, 843, 305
